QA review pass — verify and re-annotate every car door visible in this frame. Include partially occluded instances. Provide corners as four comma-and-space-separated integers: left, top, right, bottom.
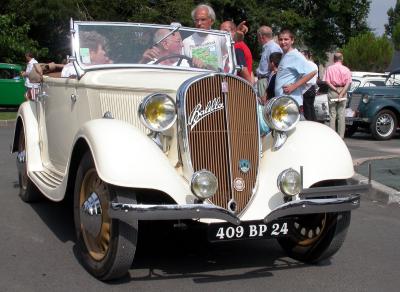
0, 66, 25, 106
38, 78, 79, 173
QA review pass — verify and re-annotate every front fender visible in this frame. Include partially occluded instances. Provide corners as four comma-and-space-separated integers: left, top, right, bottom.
241, 121, 354, 220
75, 119, 192, 204
363, 98, 400, 118
12, 101, 43, 172
264, 121, 354, 186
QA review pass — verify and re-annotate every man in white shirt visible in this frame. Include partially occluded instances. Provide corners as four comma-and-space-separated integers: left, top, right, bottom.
182, 4, 227, 71
140, 29, 190, 67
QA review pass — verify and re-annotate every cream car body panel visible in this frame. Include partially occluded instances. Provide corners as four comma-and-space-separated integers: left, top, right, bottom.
240, 122, 353, 220
75, 118, 193, 204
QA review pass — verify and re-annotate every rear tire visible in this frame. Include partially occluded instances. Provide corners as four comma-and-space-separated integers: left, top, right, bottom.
74, 151, 138, 280
17, 126, 42, 202
278, 211, 351, 263
370, 109, 397, 140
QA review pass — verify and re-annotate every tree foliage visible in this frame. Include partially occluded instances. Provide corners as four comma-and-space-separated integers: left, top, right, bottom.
1, 0, 372, 65
342, 32, 393, 72
392, 22, 400, 50
0, 14, 47, 63
385, 0, 400, 37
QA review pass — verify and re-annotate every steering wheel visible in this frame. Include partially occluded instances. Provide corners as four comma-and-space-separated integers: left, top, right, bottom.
154, 54, 193, 67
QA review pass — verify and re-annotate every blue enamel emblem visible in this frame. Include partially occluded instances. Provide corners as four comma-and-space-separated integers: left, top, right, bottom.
239, 159, 251, 173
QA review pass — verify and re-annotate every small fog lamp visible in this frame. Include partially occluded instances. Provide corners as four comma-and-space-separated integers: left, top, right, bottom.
277, 168, 301, 197
191, 170, 218, 200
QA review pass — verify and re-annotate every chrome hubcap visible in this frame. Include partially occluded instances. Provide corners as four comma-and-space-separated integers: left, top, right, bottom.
81, 192, 103, 238
376, 114, 394, 136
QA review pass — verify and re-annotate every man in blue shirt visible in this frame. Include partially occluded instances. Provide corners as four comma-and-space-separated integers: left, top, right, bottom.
274, 29, 317, 106
256, 26, 282, 98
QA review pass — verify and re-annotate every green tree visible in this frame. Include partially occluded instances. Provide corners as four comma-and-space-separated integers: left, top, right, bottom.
392, 22, 400, 50
1, 0, 372, 65
342, 32, 393, 72
385, 0, 400, 37
0, 14, 47, 64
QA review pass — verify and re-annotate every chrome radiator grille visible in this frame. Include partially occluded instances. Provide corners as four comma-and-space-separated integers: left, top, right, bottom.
349, 94, 362, 110
180, 74, 259, 213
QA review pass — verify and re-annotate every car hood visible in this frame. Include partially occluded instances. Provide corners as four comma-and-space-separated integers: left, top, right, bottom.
352, 86, 400, 97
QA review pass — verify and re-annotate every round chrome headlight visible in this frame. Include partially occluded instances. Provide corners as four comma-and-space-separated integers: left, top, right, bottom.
277, 168, 301, 197
362, 94, 370, 104
191, 170, 218, 200
263, 96, 300, 132
139, 93, 176, 132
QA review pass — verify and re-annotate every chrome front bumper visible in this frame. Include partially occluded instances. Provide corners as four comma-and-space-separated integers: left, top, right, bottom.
107, 183, 370, 225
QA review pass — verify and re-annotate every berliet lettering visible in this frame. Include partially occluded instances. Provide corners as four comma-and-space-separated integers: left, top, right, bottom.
188, 97, 224, 130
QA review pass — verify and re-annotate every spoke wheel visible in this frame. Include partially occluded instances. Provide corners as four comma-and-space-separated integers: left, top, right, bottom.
278, 212, 351, 263
79, 169, 111, 261
17, 126, 41, 202
74, 152, 138, 280
371, 109, 397, 140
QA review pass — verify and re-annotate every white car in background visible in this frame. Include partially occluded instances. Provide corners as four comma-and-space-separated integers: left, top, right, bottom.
314, 71, 388, 122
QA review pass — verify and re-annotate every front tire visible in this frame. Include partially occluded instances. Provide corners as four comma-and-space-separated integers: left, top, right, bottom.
17, 126, 42, 202
278, 211, 351, 263
370, 109, 397, 140
74, 152, 138, 280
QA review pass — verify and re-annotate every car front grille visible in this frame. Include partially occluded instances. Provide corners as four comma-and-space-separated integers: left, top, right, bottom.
178, 74, 259, 214
348, 93, 362, 111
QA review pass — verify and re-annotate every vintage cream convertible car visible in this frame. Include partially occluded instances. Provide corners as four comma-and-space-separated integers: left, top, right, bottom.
13, 20, 369, 280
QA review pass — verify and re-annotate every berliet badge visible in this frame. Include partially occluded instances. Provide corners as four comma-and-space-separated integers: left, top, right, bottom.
239, 159, 251, 173
188, 97, 224, 130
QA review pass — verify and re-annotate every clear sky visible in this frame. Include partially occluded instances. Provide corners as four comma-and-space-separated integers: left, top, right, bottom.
368, 0, 397, 35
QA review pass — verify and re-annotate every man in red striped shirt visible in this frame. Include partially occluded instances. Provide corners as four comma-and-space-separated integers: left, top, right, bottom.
323, 52, 351, 138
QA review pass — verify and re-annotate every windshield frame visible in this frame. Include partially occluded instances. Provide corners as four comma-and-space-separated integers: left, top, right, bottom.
69, 19, 236, 76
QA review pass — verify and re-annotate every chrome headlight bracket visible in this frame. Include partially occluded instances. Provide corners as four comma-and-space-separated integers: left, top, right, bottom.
271, 131, 288, 151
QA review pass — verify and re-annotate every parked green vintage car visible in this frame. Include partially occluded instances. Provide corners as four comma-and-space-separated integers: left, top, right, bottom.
345, 68, 400, 140
0, 63, 25, 106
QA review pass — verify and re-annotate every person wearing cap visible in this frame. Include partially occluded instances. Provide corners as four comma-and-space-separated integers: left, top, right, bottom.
140, 29, 189, 67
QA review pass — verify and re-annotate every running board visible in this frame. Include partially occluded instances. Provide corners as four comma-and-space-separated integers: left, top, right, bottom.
32, 169, 63, 189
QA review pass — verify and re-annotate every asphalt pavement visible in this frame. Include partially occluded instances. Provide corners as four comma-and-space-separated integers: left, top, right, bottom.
352, 157, 400, 204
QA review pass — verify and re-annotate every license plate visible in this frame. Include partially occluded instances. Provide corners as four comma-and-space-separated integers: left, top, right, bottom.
345, 119, 353, 125
208, 220, 291, 242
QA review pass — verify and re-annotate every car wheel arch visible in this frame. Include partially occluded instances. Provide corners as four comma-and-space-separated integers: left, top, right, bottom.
65, 138, 177, 205
11, 117, 24, 153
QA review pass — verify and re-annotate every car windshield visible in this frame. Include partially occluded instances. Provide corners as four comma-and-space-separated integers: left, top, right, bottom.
386, 73, 400, 85
349, 79, 361, 92
72, 21, 234, 73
